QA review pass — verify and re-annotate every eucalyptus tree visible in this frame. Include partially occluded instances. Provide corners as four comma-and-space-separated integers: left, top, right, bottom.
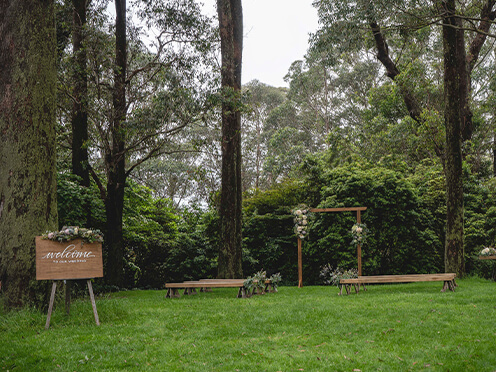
242, 80, 286, 191
71, 0, 91, 193
56, 0, 217, 286
216, 0, 243, 279
0, 0, 58, 307
312, 0, 496, 276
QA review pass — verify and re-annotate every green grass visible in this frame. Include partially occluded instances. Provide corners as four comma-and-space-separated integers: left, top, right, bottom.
1, 277, 496, 371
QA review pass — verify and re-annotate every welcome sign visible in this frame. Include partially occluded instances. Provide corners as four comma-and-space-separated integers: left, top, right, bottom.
35, 236, 103, 280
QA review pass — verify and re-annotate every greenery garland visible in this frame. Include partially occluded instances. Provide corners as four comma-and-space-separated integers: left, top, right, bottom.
42, 226, 104, 243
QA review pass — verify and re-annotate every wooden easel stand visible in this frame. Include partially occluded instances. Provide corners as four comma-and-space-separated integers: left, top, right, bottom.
45, 279, 100, 330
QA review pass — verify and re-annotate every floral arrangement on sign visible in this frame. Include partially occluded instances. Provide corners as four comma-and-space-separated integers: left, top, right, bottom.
292, 205, 309, 240
320, 264, 358, 287
479, 246, 496, 256
42, 226, 104, 243
351, 223, 368, 246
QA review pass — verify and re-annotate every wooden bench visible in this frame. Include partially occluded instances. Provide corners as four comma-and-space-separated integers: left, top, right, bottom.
164, 279, 275, 298
338, 273, 457, 295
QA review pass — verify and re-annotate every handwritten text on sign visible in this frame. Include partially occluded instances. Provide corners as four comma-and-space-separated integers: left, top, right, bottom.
36, 236, 103, 280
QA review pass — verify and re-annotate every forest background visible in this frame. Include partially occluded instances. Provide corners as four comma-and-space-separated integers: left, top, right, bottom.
2, 0, 496, 299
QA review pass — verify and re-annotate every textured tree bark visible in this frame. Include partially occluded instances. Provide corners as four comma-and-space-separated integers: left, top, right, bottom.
71, 0, 89, 187
217, 0, 243, 279
0, 0, 58, 307
442, 0, 466, 276
493, 133, 496, 177
105, 0, 127, 287
71, 0, 91, 228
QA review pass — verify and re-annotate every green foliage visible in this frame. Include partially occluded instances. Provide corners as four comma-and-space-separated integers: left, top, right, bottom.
319, 264, 358, 286
56, 172, 105, 230
242, 180, 308, 284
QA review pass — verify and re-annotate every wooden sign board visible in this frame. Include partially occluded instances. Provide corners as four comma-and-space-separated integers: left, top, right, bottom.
36, 236, 103, 280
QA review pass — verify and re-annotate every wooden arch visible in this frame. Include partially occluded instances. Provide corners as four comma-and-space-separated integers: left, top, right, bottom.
297, 207, 367, 288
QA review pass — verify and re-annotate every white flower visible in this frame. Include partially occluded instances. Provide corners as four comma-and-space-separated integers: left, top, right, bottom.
482, 247, 490, 254
356, 227, 363, 233
302, 220, 308, 225
297, 226, 303, 232
295, 210, 302, 216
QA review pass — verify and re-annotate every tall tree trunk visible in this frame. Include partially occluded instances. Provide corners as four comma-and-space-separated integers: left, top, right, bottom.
217, 0, 243, 279
0, 0, 58, 307
71, 0, 91, 226
493, 132, 496, 177
442, 0, 466, 276
105, 0, 127, 287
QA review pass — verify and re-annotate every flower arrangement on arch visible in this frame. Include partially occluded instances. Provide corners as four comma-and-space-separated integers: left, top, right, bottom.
292, 205, 309, 240
351, 223, 368, 246
42, 226, 104, 244
480, 246, 496, 256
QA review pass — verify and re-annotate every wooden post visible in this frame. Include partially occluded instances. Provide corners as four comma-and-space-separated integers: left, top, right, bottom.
45, 281, 58, 330
298, 237, 303, 288
357, 210, 362, 276
65, 280, 71, 315
87, 280, 100, 326
44, 279, 100, 329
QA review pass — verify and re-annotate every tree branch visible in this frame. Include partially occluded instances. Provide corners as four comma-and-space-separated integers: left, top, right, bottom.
466, 0, 496, 74
369, 21, 422, 122
88, 164, 107, 202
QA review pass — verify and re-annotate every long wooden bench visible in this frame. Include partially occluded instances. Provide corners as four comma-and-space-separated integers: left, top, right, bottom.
164, 279, 275, 299
338, 273, 457, 295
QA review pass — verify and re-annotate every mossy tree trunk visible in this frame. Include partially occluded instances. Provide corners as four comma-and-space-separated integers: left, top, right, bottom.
442, 0, 467, 276
71, 0, 91, 225
104, 0, 127, 287
0, 0, 58, 307
216, 0, 243, 279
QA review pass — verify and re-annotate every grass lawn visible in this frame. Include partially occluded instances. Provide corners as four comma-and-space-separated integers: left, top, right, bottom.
1, 277, 496, 371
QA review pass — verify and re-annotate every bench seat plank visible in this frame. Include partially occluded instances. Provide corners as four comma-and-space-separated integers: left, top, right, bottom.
338, 273, 457, 295
164, 279, 274, 299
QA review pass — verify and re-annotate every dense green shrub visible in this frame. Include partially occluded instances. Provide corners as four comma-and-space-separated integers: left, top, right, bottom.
242, 180, 306, 284
56, 172, 105, 230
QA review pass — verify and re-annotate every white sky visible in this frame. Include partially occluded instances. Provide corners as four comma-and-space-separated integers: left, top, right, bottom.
202, 0, 320, 88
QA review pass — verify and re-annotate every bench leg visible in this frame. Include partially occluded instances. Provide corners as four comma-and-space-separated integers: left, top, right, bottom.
442, 280, 457, 292
338, 284, 343, 296
345, 284, 351, 295
166, 288, 181, 298
238, 287, 249, 298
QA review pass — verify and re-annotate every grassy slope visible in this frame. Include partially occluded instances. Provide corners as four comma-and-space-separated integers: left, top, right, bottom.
1, 277, 495, 371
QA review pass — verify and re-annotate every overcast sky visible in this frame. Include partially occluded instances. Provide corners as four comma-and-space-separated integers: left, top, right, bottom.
202, 1, 320, 88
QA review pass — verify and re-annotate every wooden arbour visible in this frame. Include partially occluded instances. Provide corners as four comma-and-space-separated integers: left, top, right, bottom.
297, 207, 367, 288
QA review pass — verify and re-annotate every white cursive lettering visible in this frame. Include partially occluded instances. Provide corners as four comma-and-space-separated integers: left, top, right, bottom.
41, 244, 96, 260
